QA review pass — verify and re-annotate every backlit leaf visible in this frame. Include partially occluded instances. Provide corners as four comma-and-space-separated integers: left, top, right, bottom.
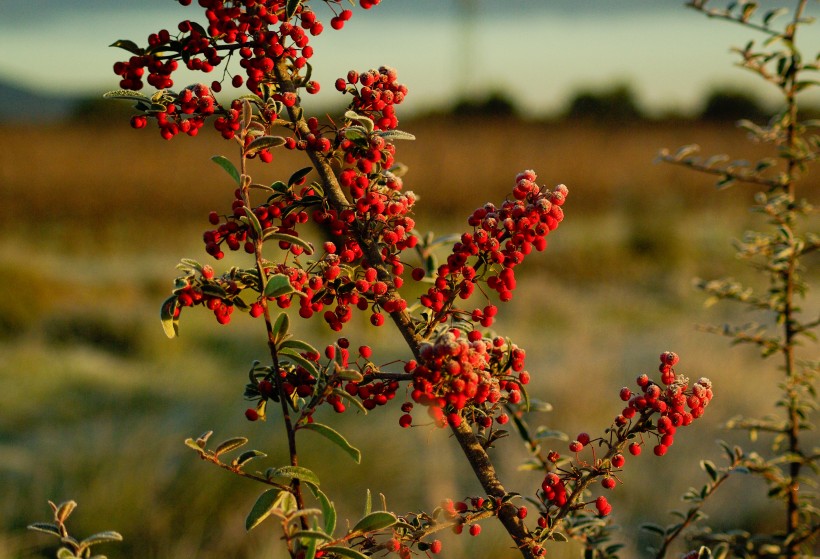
308, 485, 336, 536
246, 489, 292, 531
214, 437, 248, 457
301, 423, 361, 463
81, 532, 123, 546
350, 511, 397, 535
211, 155, 241, 185
269, 465, 321, 487
263, 231, 314, 255
27, 523, 62, 537
160, 295, 179, 338
247, 136, 286, 154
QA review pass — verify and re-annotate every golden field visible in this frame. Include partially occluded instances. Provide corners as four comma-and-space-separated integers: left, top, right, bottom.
0, 116, 817, 559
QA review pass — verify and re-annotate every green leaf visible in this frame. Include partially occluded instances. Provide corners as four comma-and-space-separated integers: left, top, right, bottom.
286, 0, 303, 19
332, 388, 368, 414
279, 338, 319, 356
308, 485, 336, 536
376, 130, 416, 141
81, 532, 123, 546
640, 523, 666, 536
533, 427, 568, 441
344, 126, 368, 141
233, 450, 267, 468
246, 489, 293, 531
551, 532, 569, 542
242, 207, 263, 240
335, 369, 364, 382
263, 231, 315, 254
350, 511, 397, 535
214, 437, 248, 457
700, 459, 718, 481
272, 312, 290, 343
184, 438, 204, 452
279, 347, 321, 378
27, 523, 62, 537
103, 89, 151, 102
293, 530, 333, 542
264, 274, 296, 298
109, 39, 143, 55
364, 488, 372, 516
160, 295, 179, 339
301, 423, 361, 463
269, 465, 321, 487
247, 136, 286, 154
288, 166, 314, 187
321, 546, 369, 559
211, 155, 241, 185
57, 548, 75, 559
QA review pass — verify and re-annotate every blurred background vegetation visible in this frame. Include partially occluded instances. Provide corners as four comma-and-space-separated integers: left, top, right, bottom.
0, 79, 818, 559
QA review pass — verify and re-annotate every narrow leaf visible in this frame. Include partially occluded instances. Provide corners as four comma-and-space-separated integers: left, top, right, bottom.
350, 511, 397, 535
272, 312, 290, 344
81, 532, 123, 546
211, 155, 241, 185
109, 39, 143, 55
233, 450, 267, 467
27, 523, 62, 537
247, 136, 286, 154
288, 166, 314, 187
214, 437, 248, 457
376, 130, 416, 141
279, 338, 319, 356
640, 523, 666, 536
700, 459, 718, 482
270, 466, 321, 487
246, 489, 286, 531
279, 347, 320, 378
263, 231, 314, 254
293, 530, 333, 541
308, 485, 336, 536
103, 89, 150, 102
301, 423, 361, 463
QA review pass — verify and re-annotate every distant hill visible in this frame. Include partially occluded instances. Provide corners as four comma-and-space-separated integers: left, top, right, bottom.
0, 79, 82, 123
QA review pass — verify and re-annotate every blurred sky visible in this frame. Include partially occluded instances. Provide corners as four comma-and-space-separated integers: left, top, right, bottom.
1, 0, 819, 116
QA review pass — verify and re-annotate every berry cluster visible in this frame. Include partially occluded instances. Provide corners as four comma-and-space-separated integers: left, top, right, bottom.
114, 1, 376, 93
402, 329, 528, 428
420, 173, 567, 326
335, 66, 407, 130
533, 353, 713, 524
615, 351, 713, 457
113, 1, 381, 139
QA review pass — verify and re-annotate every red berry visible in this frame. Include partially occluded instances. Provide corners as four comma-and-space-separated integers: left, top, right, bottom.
653, 444, 668, 456
399, 414, 412, 428
602, 477, 616, 489
569, 440, 583, 453
245, 408, 259, 421
611, 453, 625, 468
577, 432, 591, 445
629, 443, 642, 456
430, 540, 442, 554
469, 524, 481, 536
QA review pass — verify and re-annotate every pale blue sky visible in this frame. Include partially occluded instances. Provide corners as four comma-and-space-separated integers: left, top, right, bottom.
1, 1, 818, 116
